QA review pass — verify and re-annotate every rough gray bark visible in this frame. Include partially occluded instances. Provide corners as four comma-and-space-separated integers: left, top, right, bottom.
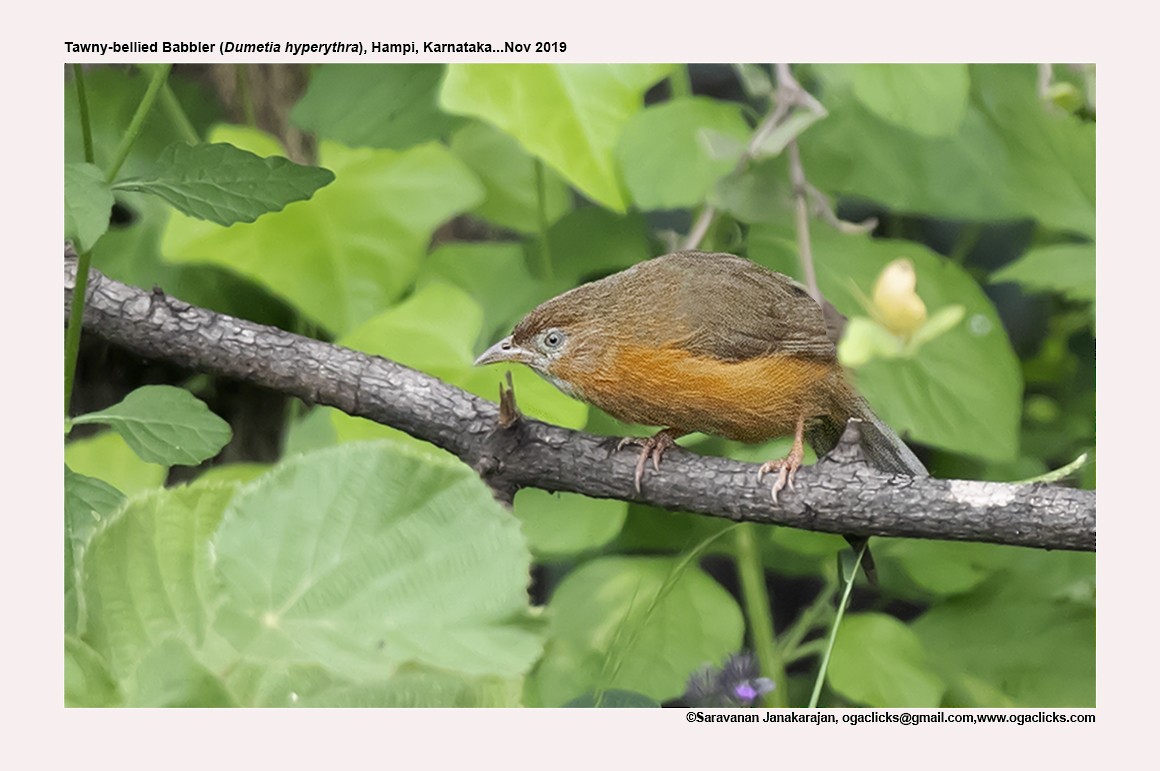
65, 258, 1096, 552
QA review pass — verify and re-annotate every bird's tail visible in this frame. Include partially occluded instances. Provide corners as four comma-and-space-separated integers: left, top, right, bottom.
807, 388, 927, 478
805, 384, 927, 584
847, 396, 928, 477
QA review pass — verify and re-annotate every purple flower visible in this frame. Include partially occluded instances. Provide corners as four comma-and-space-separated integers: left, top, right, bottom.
683, 651, 775, 707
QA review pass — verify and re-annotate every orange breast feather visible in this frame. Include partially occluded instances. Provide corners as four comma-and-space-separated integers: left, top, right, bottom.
559, 343, 837, 443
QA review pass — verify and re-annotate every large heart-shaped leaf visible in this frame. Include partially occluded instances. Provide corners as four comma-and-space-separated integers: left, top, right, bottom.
449, 121, 572, 233
617, 96, 751, 210
440, 64, 673, 211
912, 551, 1094, 706
828, 613, 946, 707
292, 64, 464, 149
74, 442, 543, 706
527, 556, 743, 706
212, 442, 542, 681
820, 64, 971, 137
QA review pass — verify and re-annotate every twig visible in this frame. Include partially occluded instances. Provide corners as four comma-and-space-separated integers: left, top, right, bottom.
682, 66, 812, 251
805, 183, 877, 235
684, 64, 870, 255
775, 63, 825, 302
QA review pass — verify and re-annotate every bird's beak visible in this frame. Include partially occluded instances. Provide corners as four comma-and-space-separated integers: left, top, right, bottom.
474, 336, 530, 366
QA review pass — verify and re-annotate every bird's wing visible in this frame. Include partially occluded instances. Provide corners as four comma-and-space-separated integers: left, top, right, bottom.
633, 252, 837, 362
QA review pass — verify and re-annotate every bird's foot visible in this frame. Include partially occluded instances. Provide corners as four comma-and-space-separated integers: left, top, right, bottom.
758, 445, 805, 503
617, 429, 681, 493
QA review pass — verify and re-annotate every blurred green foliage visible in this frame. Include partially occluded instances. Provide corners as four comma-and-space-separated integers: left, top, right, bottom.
65, 63, 1094, 707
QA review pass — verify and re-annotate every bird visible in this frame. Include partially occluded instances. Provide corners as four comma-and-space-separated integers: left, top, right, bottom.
474, 251, 926, 576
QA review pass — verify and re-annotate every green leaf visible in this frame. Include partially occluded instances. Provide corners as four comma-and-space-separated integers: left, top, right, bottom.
65, 466, 126, 632
125, 638, 238, 707
449, 121, 572, 233
65, 162, 113, 251
513, 488, 627, 558
527, 556, 743, 706
732, 63, 773, 99
828, 613, 946, 707
115, 142, 334, 225
291, 64, 464, 149
65, 635, 121, 707
72, 385, 232, 466
709, 156, 789, 224
212, 442, 542, 682
912, 551, 1094, 706
566, 690, 661, 707
616, 96, 751, 210
530, 207, 652, 286
77, 443, 543, 706
991, 243, 1095, 302
290, 669, 524, 708
329, 281, 587, 449
879, 540, 1019, 598
81, 483, 237, 684
65, 466, 125, 547
752, 110, 824, 159
421, 241, 551, 342
751, 227, 1022, 461
824, 64, 970, 137
65, 430, 167, 495
440, 64, 674, 211
803, 64, 1094, 237
162, 125, 485, 334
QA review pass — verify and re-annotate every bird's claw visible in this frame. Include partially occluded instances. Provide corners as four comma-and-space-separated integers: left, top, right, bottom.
757, 456, 801, 504
618, 431, 678, 494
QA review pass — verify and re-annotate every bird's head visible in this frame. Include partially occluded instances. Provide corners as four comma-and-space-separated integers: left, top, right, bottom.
473, 287, 607, 400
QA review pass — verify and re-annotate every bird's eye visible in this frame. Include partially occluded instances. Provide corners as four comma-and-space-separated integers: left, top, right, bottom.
542, 329, 565, 349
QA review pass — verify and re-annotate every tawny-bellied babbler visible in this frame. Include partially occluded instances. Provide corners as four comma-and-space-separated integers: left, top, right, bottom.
474, 251, 927, 579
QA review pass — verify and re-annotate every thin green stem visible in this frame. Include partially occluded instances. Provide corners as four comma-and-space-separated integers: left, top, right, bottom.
159, 82, 200, 143
808, 542, 866, 708
783, 639, 827, 665
105, 63, 172, 183
64, 248, 94, 417
669, 65, 693, 99
72, 64, 94, 164
65, 65, 99, 419
734, 523, 786, 707
236, 65, 258, 127
533, 158, 555, 282
1015, 452, 1089, 484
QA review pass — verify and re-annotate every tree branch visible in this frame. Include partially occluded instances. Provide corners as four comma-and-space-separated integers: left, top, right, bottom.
64, 256, 1096, 552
